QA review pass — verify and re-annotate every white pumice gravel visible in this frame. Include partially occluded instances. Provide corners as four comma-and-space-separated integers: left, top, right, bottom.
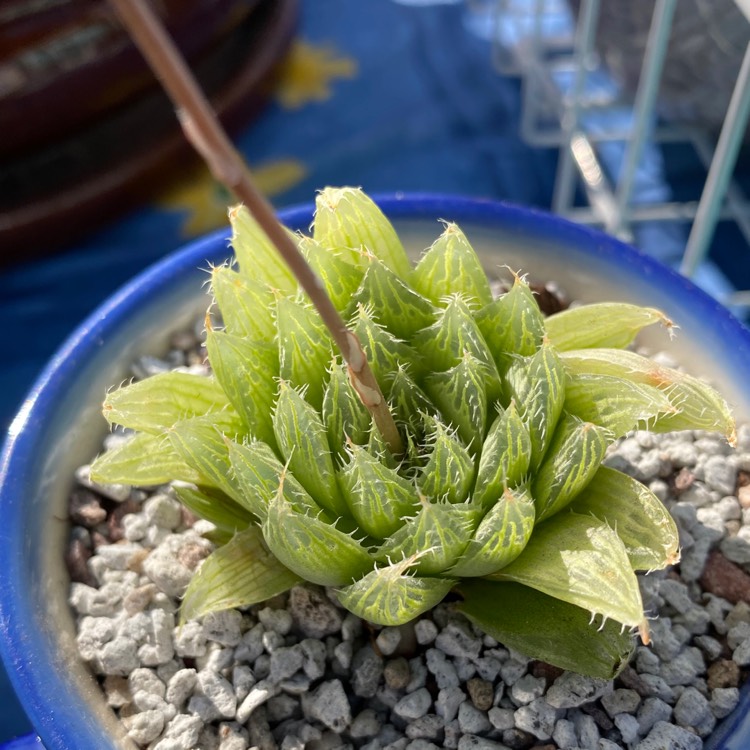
65, 339, 750, 749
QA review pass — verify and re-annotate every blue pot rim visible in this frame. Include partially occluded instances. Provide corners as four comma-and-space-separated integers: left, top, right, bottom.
1, 193, 750, 748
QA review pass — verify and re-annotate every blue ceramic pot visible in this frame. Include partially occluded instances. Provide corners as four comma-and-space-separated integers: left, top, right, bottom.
2, 195, 750, 749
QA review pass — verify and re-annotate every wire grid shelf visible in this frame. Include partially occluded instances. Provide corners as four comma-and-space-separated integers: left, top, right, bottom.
471, 0, 750, 309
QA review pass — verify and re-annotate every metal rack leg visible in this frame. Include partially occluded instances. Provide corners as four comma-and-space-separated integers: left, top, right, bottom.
611, 0, 677, 235
551, 0, 600, 215
681, 41, 750, 278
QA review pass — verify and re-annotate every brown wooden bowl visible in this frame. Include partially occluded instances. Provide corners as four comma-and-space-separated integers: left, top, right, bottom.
0, 0, 297, 263
0, 0, 264, 157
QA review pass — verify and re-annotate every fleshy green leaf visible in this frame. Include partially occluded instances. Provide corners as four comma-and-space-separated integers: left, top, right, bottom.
450, 485, 535, 577
172, 484, 254, 535
229, 204, 297, 292
563, 372, 675, 439
388, 366, 436, 440
277, 297, 333, 411
531, 413, 609, 522
313, 187, 412, 279
228, 439, 327, 522
322, 363, 371, 460
181, 526, 300, 621
169, 416, 246, 502
458, 580, 635, 678
418, 421, 475, 503
473, 403, 531, 509
475, 276, 545, 368
205, 329, 278, 446
90, 431, 201, 486
489, 513, 646, 630
504, 345, 566, 470
570, 466, 680, 571
352, 306, 423, 385
412, 222, 493, 308
298, 236, 365, 311
350, 257, 436, 340
337, 556, 454, 625
262, 487, 373, 586
273, 384, 347, 517
650, 377, 737, 442
376, 498, 479, 575
561, 348, 736, 444
210, 265, 276, 341
424, 353, 488, 449
338, 444, 418, 538
545, 303, 672, 351
103, 372, 232, 435
366, 418, 398, 470
413, 295, 502, 401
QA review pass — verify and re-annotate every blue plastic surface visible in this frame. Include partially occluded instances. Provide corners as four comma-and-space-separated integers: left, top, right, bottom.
0, 736, 43, 750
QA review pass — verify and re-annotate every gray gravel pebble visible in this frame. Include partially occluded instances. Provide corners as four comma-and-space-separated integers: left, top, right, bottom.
635, 720, 702, 750
426, 648, 460, 689
434, 621, 482, 660
301, 679, 352, 733
414, 619, 438, 645
218, 721, 248, 750
236, 680, 275, 724
457, 702, 491, 735
351, 646, 384, 698
405, 656, 427, 692
197, 670, 236, 719
614, 712, 640, 744
660, 648, 705, 686
514, 697, 558, 740
674, 686, 716, 737
601, 688, 641, 717
288, 585, 342, 638
394, 688, 433, 721
404, 714, 443, 741
510, 673, 545, 706
269, 645, 304, 683
376, 627, 402, 656
572, 710, 600, 750
436, 686, 467, 723
546, 674, 612, 709
123, 709, 165, 745
350, 708, 381, 739
710, 687, 740, 719
154, 713, 204, 750
488, 706, 515, 732
636, 696, 672, 735
456, 735, 507, 750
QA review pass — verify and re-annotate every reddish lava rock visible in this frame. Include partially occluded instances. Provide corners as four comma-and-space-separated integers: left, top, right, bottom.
699, 550, 750, 605
707, 659, 741, 689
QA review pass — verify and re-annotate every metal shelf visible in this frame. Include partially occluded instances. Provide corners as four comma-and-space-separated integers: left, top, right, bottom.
472, 0, 750, 309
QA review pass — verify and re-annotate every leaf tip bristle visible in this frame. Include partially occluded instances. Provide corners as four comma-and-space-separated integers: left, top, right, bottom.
659, 311, 676, 333
507, 267, 527, 286
638, 619, 651, 645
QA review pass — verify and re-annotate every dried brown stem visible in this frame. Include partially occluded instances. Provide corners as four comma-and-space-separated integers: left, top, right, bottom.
108, 0, 403, 455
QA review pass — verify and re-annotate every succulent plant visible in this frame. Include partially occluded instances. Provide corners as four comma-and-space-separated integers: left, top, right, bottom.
92, 187, 735, 678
